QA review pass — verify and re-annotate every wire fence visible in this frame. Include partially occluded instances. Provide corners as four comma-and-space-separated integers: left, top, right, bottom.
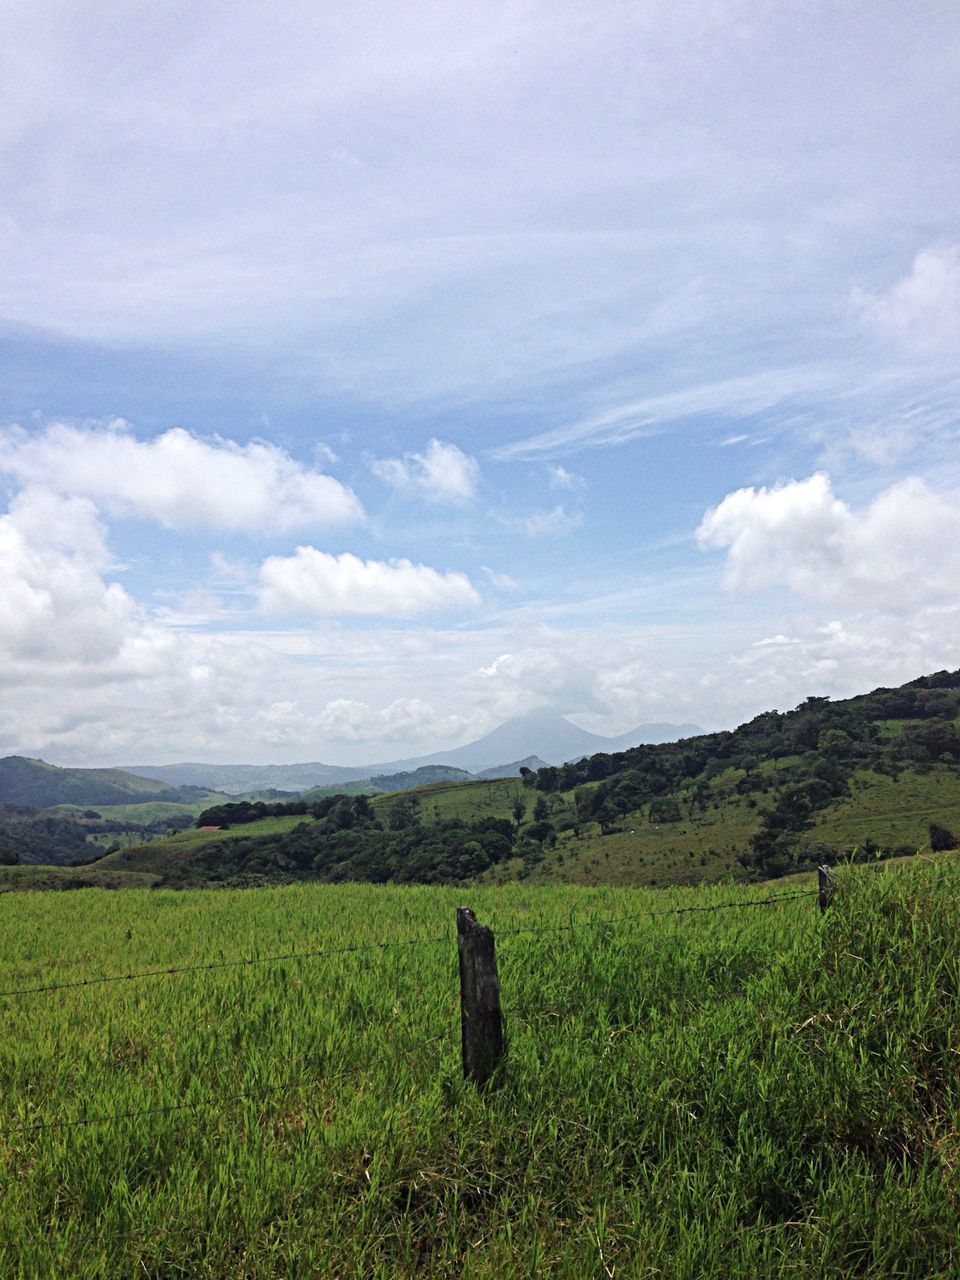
0, 889, 815, 1002
0, 886, 819, 1138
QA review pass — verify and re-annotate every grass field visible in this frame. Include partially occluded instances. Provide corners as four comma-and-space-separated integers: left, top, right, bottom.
805, 767, 960, 852
0, 857, 957, 1277
55, 799, 221, 824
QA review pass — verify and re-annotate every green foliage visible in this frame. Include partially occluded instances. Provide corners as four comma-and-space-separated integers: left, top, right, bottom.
929, 821, 957, 851
0, 863, 958, 1275
0, 805, 96, 866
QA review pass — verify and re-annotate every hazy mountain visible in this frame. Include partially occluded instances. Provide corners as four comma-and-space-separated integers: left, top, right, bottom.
123, 715, 702, 794
475, 756, 550, 780
120, 760, 369, 794
369, 712, 703, 775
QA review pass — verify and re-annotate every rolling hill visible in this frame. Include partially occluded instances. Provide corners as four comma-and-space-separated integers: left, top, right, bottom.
0, 756, 227, 808
86, 669, 960, 890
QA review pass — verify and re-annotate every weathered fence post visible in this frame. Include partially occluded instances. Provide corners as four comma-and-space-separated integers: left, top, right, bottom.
457, 907, 504, 1089
818, 865, 832, 914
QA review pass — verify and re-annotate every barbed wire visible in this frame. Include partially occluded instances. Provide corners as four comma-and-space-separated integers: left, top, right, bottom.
0, 890, 817, 1003
0, 891, 820, 1138
0, 1027, 455, 1139
493, 889, 817, 939
0, 933, 451, 1001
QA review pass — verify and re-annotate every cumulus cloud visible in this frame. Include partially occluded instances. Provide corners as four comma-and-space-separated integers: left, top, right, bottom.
726, 614, 960, 715
372, 438, 479, 505
0, 421, 363, 532
0, 487, 149, 672
258, 547, 480, 616
863, 242, 960, 354
696, 472, 960, 609
480, 644, 609, 716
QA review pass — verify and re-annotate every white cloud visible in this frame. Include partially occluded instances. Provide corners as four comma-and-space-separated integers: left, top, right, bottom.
0, 487, 149, 672
479, 646, 603, 713
372, 438, 479, 505
492, 368, 831, 459
547, 464, 585, 491
696, 472, 960, 609
258, 547, 480, 616
0, 421, 363, 532
253, 697, 471, 746
863, 242, 960, 354
505, 504, 581, 538
726, 613, 960, 715
481, 566, 520, 591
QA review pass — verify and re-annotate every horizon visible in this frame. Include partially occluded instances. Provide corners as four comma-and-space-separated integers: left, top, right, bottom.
2, 3, 958, 767
22, 708, 710, 772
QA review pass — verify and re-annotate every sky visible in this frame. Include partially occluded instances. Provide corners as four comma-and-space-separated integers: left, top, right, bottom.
1, 0, 959, 766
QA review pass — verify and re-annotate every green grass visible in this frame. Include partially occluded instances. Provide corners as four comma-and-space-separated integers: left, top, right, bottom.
806, 765, 960, 851
55, 799, 221, 824
373, 776, 528, 825
0, 859, 957, 1276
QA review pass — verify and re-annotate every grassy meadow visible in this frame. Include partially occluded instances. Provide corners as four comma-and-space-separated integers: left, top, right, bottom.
0, 857, 957, 1277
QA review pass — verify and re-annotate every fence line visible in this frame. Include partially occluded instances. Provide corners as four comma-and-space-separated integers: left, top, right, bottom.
0, 889, 817, 1004
493, 889, 816, 939
0, 933, 451, 1001
0, 885, 825, 1139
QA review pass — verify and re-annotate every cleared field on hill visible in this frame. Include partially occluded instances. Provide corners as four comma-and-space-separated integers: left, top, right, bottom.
0, 860, 957, 1277
56, 799, 219, 824
805, 767, 960, 850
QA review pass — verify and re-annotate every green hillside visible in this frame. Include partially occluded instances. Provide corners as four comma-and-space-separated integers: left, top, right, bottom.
94, 813, 316, 883
0, 756, 226, 809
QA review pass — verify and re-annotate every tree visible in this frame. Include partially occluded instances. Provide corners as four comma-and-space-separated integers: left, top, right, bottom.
929, 822, 957, 852
533, 795, 549, 822
388, 795, 421, 831
526, 819, 556, 848
511, 796, 526, 831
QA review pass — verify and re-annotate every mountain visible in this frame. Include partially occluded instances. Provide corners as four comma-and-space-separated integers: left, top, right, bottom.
0, 756, 223, 809
300, 764, 474, 799
121, 760, 371, 794
372, 713, 704, 774
475, 756, 550, 780
122, 715, 702, 794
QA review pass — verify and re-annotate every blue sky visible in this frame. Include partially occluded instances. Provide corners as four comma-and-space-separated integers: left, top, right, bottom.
1, 0, 958, 765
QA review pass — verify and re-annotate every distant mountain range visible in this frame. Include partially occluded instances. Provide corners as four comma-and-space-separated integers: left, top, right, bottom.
122, 714, 703, 794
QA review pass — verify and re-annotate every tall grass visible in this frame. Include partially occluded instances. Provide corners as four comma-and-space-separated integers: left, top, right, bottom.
0, 863, 956, 1277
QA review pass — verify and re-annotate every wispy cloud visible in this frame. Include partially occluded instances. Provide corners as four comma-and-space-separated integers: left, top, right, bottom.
490, 367, 833, 460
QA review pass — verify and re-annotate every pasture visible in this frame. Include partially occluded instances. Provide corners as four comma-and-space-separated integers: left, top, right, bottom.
0, 860, 957, 1276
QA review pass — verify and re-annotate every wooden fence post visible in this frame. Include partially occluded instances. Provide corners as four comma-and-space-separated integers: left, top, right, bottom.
818, 865, 832, 913
457, 907, 504, 1089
